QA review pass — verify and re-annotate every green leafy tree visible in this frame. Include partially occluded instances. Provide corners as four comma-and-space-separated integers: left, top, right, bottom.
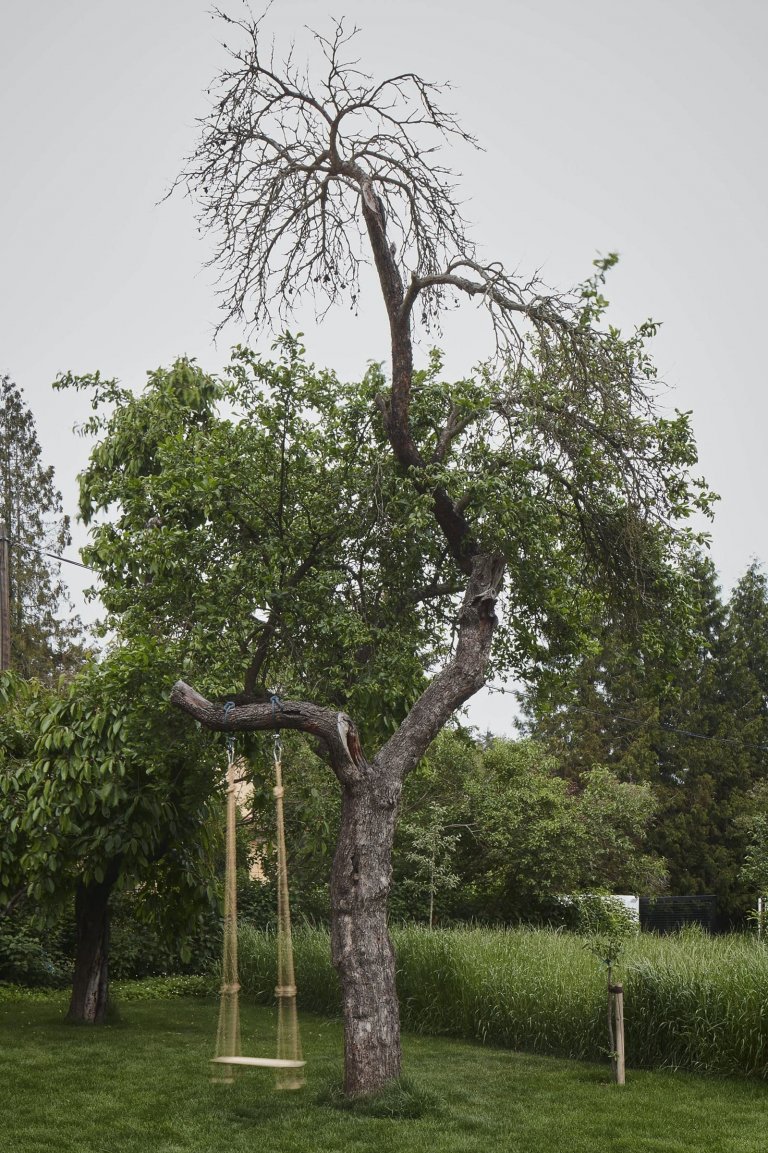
389, 732, 664, 923
398, 803, 461, 928
452, 740, 664, 921
60, 345, 437, 749
520, 553, 726, 786
573, 894, 636, 1083
0, 642, 221, 1021
739, 782, 768, 894
0, 375, 85, 679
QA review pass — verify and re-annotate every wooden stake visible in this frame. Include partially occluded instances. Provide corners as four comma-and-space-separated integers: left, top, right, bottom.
609, 983, 626, 1085
0, 521, 10, 672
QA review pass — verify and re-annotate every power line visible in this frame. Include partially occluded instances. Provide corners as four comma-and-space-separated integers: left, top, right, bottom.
38, 548, 92, 572
0, 534, 94, 572
5, 533, 768, 753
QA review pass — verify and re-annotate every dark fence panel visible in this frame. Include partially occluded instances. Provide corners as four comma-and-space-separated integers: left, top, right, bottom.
639, 895, 718, 934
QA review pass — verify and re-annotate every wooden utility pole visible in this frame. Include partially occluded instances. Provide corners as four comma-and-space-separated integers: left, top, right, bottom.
0, 520, 10, 671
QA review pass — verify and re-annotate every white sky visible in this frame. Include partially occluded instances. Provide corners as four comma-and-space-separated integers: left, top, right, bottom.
2, 0, 767, 734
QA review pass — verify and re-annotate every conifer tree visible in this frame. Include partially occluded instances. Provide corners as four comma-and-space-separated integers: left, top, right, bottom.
521, 556, 768, 923
0, 375, 84, 680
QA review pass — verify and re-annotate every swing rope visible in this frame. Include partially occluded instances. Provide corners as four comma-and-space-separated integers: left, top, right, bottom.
211, 725, 241, 1083
272, 730, 304, 1089
211, 704, 305, 1089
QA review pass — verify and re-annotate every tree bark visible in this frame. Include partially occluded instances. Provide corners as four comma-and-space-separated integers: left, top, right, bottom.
331, 773, 403, 1095
66, 867, 118, 1024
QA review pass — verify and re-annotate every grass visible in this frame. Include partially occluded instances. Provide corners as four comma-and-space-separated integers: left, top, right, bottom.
2, 996, 768, 1153
236, 924, 768, 1078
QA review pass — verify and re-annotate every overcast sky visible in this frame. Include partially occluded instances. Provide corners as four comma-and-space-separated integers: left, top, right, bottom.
2, 0, 766, 732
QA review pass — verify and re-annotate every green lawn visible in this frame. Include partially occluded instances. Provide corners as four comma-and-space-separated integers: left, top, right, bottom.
2, 996, 767, 1153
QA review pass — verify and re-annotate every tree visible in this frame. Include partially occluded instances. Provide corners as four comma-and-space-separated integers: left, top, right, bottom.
522, 557, 768, 924
68, 13, 712, 1093
0, 642, 221, 1022
450, 740, 664, 921
0, 375, 84, 680
397, 802, 461, 928
387, 728, 664, 924
60, 346, 439, 750
739, 780, 768, 936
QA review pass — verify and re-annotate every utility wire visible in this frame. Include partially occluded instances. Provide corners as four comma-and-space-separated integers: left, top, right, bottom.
5, 532, 768, 752
0, 534, 94, 572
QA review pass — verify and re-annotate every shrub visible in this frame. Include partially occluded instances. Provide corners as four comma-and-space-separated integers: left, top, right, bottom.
0, 913, 71, 987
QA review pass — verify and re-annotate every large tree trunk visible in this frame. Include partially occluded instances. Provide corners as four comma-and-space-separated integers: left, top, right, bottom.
66, 869, 117, 1024
330, 774, 402, 1095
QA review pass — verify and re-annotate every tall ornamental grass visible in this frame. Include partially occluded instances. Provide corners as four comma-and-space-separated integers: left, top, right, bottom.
236, 923, 340, 1017
235, 923, 768, 1079
626, 928, 768, 1078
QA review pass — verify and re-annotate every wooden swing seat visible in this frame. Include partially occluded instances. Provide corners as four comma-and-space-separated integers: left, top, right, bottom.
211, 1056, 306, 1069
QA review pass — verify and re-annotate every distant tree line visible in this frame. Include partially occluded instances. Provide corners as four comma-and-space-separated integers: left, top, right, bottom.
520, 555, 768, 925
0, 374, 85, 679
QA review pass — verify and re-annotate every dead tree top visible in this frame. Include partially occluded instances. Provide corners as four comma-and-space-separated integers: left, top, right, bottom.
175, 10, 574, 354
174, 10, 626, 578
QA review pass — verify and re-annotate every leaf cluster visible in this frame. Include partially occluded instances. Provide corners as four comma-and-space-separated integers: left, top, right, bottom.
64, 341, 457, 748
391, 731, 664, 924
0, 643, 222, 940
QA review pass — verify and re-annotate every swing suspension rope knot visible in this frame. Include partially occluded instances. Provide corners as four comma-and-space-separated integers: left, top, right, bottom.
271, 694, 283, 761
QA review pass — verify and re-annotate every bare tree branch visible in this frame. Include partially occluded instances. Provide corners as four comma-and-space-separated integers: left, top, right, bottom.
173, 13, 640, 580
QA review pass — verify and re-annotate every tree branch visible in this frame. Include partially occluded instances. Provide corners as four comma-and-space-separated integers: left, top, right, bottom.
375, 552, 506, 778
170, 680, 368, 785
174, 16, 610, 575
407, 580, 463, 605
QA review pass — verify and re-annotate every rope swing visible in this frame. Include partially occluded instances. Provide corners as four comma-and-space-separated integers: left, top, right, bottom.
211, 703, 305, 1090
